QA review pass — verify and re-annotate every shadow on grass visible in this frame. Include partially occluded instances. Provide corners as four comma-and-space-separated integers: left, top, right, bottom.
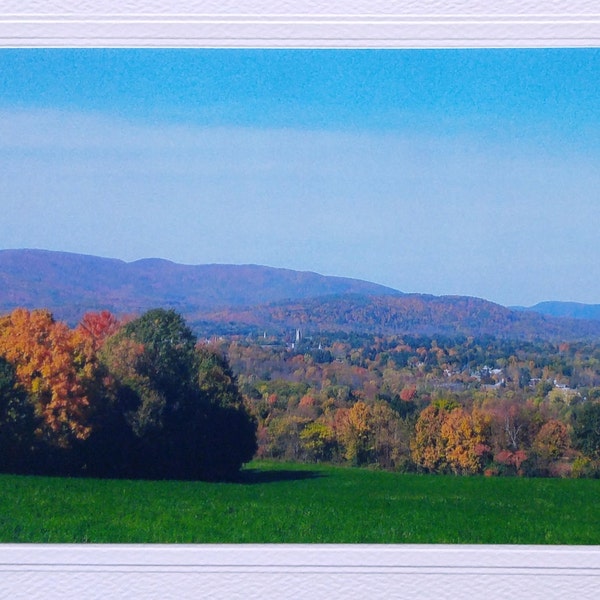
231, 468, 327, 485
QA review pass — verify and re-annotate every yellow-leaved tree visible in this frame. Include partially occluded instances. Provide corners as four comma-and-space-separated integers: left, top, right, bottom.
441, 407, 491, 475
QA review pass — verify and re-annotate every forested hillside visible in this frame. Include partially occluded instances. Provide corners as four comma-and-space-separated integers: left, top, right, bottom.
193, 293, 600, 340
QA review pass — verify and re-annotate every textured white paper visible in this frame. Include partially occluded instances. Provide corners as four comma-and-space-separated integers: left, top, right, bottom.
1, 2, 599, 599
1, 544, 600, 599
0, 0, 599, 47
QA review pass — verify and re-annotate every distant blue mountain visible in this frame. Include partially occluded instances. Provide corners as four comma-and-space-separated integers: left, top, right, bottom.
512, 301, 600, 322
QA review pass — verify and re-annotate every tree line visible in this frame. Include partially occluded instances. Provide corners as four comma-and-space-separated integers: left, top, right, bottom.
3, 307, 600, 479
0, 308, 257, 480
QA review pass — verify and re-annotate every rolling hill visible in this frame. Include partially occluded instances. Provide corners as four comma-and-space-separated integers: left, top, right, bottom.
2, 248, 600, 341
192, 293, 600, 340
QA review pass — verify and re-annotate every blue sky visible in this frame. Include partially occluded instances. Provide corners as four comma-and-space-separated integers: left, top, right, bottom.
0, 49, 599, 306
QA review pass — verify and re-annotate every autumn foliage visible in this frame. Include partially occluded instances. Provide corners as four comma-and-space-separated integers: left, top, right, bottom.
0, 309, 92, 448
3, 306, 600, 479
0, 308, 256, 479
216, 331, 600, 478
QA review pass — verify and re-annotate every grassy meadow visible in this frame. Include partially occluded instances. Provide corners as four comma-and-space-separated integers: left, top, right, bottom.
1, 460, 598, 544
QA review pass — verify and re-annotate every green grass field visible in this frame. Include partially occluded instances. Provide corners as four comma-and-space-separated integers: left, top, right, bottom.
1, 461, 598, 544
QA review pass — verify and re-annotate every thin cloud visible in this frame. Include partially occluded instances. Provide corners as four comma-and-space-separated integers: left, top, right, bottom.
0, 108, 598, 306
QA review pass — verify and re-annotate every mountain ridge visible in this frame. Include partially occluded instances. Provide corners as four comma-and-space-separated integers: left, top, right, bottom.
0, 248, 403, 321
2, 248, 600, 341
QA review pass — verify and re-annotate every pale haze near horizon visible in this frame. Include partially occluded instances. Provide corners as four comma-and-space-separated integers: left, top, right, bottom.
0, 49, 599, 307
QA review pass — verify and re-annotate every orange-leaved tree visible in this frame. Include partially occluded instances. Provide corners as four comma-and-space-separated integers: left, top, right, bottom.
0, 308, 93, 447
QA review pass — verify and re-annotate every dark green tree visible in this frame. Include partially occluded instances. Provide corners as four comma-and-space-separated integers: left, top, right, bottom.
120, 308, 197, 408
95, 309, 256, 479
0, 357, 37, 473
194, 347, 257, 479
572, 402, 600, 460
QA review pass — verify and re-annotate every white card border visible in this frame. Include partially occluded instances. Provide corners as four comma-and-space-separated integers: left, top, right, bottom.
1, 1, 599, 599
1, 0, 600, 48
1, 543, 600, 599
